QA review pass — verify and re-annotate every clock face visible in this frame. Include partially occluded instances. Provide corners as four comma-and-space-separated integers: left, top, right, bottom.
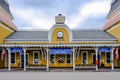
57, 32, 63, 38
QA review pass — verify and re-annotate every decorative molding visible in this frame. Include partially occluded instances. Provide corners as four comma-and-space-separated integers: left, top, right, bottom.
0, 6, 13, 20
107, 22, 120, 32
0, 22, 14, 32
0, 44, 120, 47
107, 5, 120, 19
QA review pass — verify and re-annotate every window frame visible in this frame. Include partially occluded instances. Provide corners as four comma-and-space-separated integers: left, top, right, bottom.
11, 53, 16, 64
105, 52, 111, 64
81, 51, 88, 64
33, 51, 40, 64
65, 54, 71, 64
49, 54, 56, 64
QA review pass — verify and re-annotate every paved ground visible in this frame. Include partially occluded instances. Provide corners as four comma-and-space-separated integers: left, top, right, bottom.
0, 72, 120, 80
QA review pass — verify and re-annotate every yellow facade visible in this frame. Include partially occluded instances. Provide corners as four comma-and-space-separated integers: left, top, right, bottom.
107, 22, 120, 43
2, 24, 117, 68
0, 23, 13, 44
51, 27, 70, 44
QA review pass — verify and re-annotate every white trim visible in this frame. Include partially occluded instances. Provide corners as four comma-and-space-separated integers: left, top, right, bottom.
0, 44, 120, 47
33, 51, 40, 64
0, 6, 13, 19
0, 22, 14, 32
77, 48, 80, 60
11, 52, 16, 64
81, 51, 88, 64
41, 49, 44, 60
107, 4, 120, 19
5, 52, 7, 67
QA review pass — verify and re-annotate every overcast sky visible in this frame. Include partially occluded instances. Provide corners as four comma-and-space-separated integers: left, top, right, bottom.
9, 0, 112, 30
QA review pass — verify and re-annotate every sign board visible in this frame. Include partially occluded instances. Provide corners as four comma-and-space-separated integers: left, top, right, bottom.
50, 48, 72, 54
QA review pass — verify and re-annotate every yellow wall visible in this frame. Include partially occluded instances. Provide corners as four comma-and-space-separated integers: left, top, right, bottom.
107, 22, 120, 43
0, 23, 13, 44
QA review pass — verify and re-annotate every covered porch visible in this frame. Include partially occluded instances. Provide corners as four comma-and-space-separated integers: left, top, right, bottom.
0, 44, 120, 71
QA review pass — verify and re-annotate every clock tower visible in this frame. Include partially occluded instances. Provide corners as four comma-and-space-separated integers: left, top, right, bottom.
49, 14, 72, 43
55, 14, 65, 24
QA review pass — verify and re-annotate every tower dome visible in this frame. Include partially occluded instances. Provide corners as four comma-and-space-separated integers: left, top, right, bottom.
107, 0, 120, 19
0, 0, 17, 30
0, 0, 13, 18
103, 0, 120, 30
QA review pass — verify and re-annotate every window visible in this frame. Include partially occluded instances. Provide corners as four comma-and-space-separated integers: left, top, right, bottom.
92, 53, 96, 64
66, 54, 71, 64
82, 51, 88, 64
50, 54, 55, 64
11, 53, 15, 64
33, 52, 39, 64
106, 52, 111, 64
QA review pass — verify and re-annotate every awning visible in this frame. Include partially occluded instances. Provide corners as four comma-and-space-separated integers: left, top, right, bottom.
50, 48, 72, 54
98, 47, 111, 52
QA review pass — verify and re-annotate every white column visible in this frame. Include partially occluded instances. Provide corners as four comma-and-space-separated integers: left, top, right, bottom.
7, 47, 11, 71
46, 47, 49, 71
95, 47, 98, 71
111, 48, 114, 70
73, 47, 75, 71
23, 48, 26, 71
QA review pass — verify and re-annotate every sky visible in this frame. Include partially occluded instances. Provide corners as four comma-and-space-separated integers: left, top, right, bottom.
9, 0, 112, 30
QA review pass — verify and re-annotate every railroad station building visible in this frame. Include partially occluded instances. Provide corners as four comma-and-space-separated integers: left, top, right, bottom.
0, 0, 120, 71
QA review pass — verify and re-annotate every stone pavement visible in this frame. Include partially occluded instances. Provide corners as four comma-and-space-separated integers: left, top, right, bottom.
0, 72, 120, 80
0, 68, 120, 72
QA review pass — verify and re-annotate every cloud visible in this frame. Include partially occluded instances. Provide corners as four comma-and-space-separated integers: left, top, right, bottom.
67, 0, 112, 29
11, 8, 54, 29
9, 0, 112, 30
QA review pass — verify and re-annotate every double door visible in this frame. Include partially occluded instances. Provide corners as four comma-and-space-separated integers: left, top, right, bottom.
50, 54, 71, 66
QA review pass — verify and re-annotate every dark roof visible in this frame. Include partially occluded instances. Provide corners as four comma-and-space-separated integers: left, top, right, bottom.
72, 30, 117, 41
6, 30, 49, 41
0, 0, 13, 17
107, 0, 120, 18
5, 30, 117, 42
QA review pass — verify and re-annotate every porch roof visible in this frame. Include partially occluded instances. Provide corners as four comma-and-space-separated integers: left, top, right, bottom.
0, 44, 120, 48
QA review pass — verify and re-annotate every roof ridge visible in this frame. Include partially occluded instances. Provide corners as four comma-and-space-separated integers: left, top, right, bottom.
18, 29, 49, 31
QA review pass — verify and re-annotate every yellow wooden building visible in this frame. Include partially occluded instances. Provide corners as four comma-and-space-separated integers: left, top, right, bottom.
0, 0, 120, 71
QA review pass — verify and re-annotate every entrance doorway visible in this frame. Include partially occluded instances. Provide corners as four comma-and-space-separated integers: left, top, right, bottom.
92, 53, 101, 67
92, 53, 96, 64
21, 53, 29, 68
57, 54, 65, 64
